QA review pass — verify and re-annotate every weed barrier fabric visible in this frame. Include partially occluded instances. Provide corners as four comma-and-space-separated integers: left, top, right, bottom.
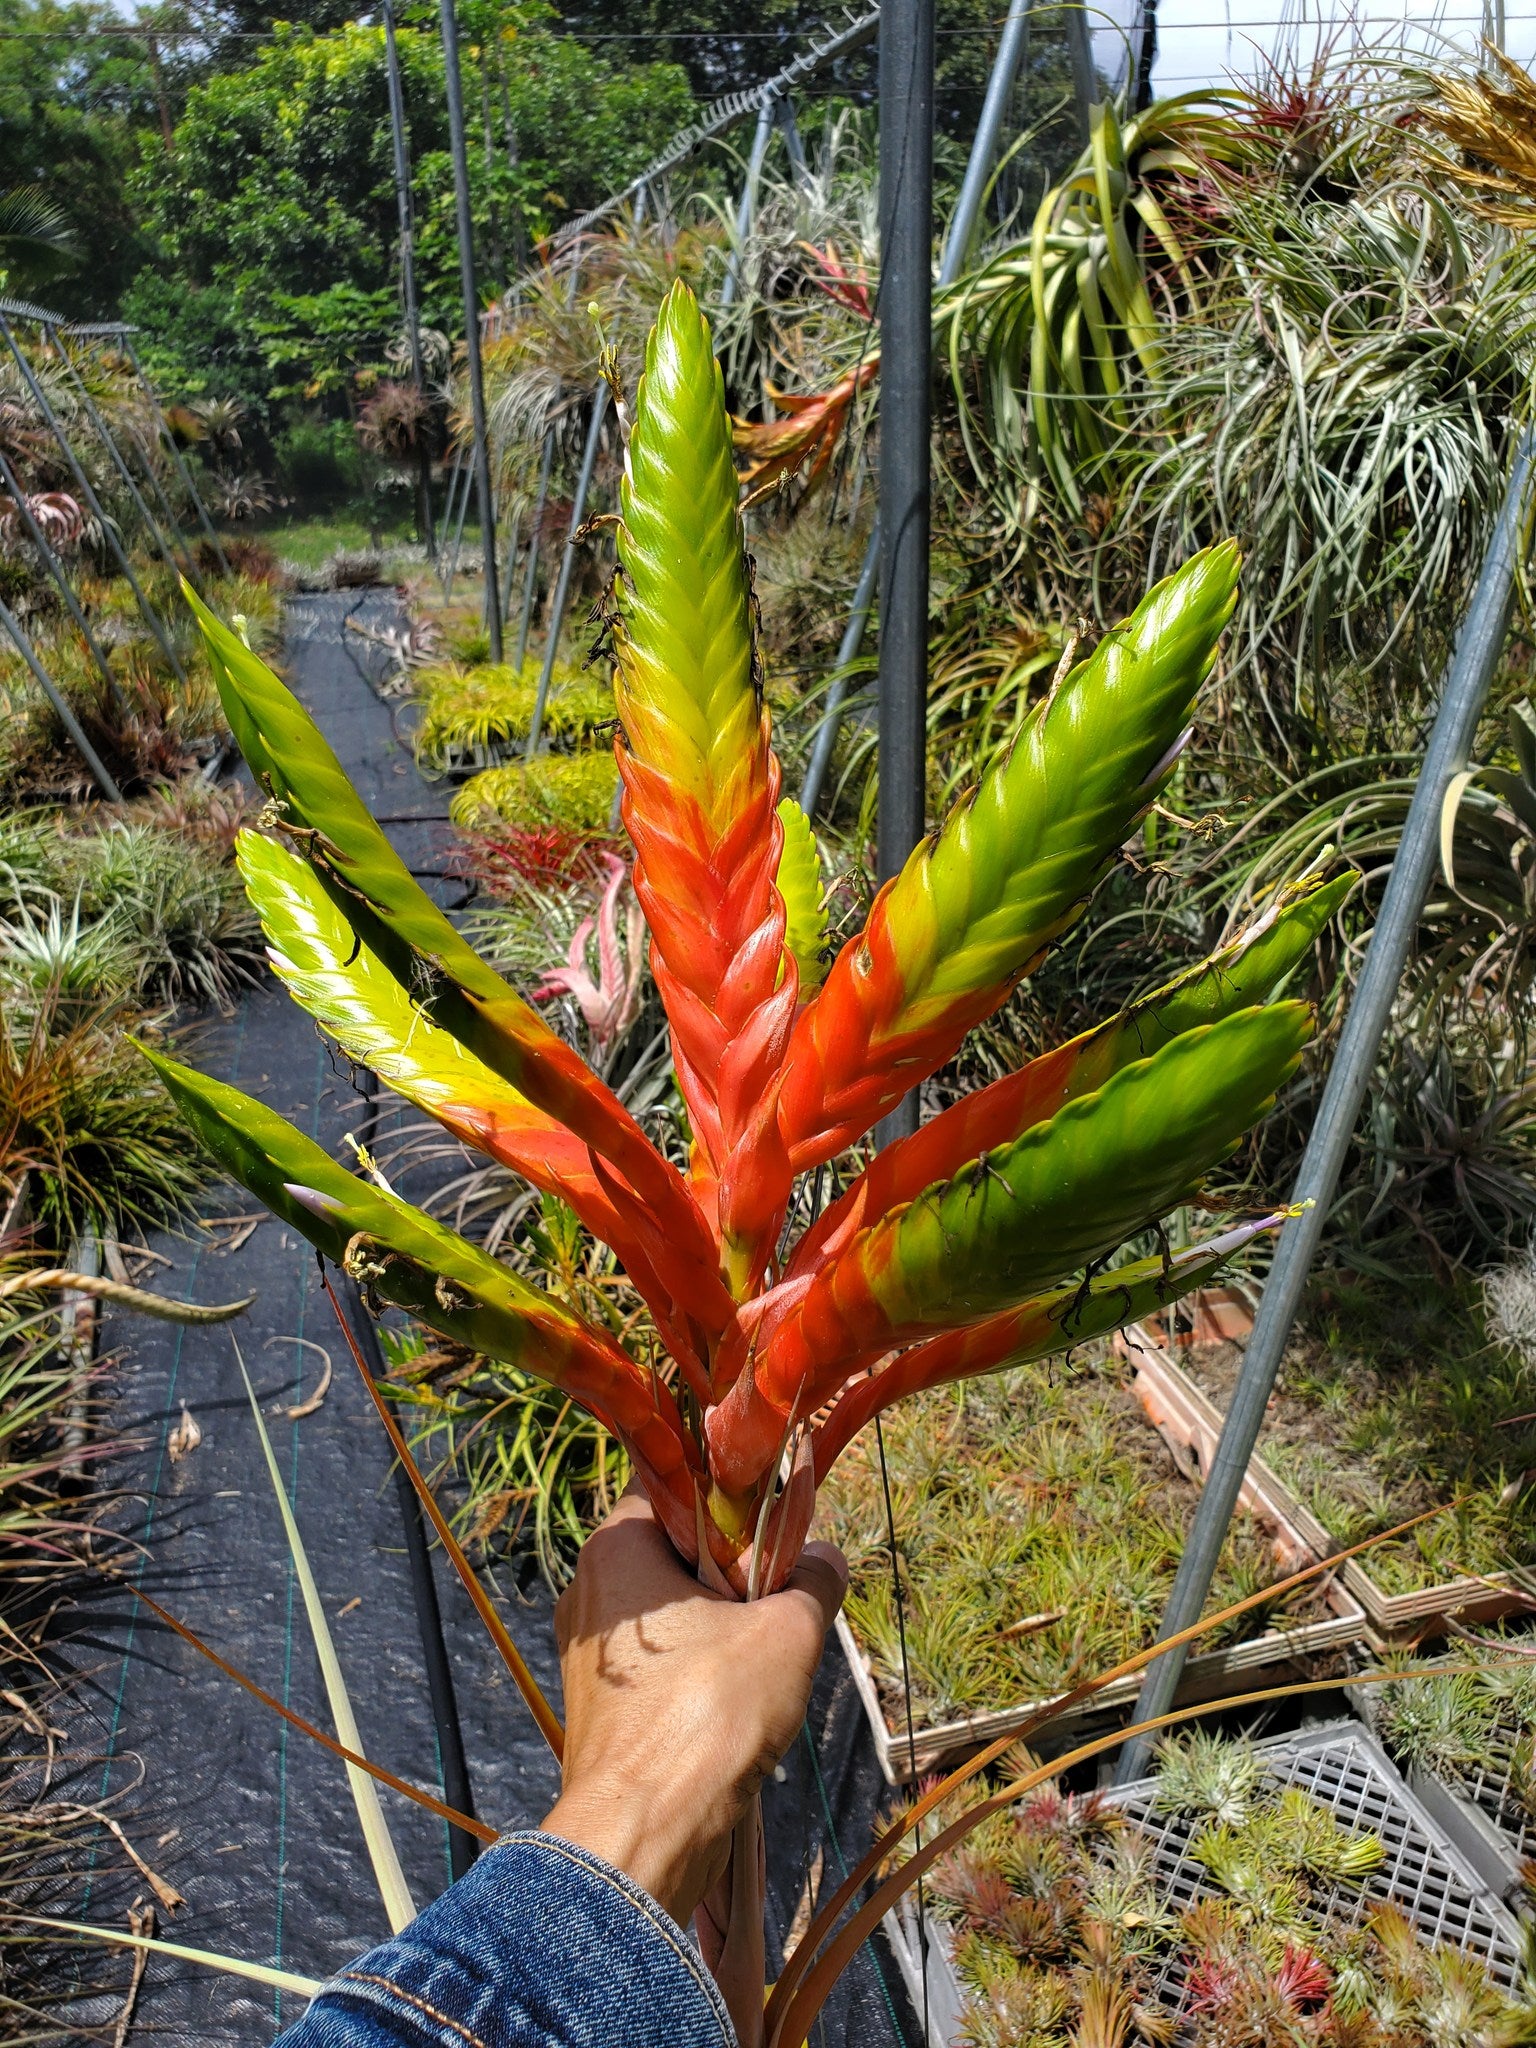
65, 591, 913, 2045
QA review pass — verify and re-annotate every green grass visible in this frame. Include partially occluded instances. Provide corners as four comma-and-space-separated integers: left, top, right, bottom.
250, 508, 451, 573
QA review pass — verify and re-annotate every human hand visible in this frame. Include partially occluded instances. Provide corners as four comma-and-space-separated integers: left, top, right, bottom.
541, 1492, 847, 1927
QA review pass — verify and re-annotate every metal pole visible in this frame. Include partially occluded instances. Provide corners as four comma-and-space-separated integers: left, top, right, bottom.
439, 0, 502, 660
0, 314, 188, 685
498, 504, 522, 629
435, 449, 466, 561
800, 0, 1033, 819
1115, 431, 1536, 1785
0, 443, 122, 707
946, 0, 1032, 276
874, 0, 934, 1152
774, 91, 810, 187
0, 594, 121, 801
47, 324, 192, 594
525, 384, 606, 755
721, 94, 777, 309
1062, 1, 1099, 142
383, 0, 435, 560
441, 452, 473, 603
513, 418, 558, 671
123, 334, 232, 578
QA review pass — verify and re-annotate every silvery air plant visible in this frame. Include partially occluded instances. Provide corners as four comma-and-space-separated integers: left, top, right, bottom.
148, 283, 1344, 2044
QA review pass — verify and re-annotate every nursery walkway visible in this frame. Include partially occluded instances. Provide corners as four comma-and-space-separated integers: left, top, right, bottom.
73, 591, 916, 2047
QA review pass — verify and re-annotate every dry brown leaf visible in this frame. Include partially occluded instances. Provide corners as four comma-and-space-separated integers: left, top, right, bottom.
265, 1335, 333, 1418
112, 1900, 154, 2048
166, 1405, 202, 1463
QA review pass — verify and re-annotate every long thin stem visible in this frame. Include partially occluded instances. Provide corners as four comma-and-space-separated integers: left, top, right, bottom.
111, 1578, 496, 1843
322, 1268, 566, 1761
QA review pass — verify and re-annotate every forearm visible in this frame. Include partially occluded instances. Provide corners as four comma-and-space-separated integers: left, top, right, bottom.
272, 1832, 735, 2048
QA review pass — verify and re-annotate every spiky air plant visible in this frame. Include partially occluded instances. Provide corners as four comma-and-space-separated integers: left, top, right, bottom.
146, 282, 1336, 2040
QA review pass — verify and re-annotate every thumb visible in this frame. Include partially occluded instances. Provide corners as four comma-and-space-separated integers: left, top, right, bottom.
775, 1541, 848, 1639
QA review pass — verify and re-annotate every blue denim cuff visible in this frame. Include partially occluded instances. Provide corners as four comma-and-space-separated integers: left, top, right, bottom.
275, 1832, 736, 2048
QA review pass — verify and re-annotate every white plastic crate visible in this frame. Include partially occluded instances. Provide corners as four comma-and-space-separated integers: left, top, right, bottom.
883, 1718, 1525, 2048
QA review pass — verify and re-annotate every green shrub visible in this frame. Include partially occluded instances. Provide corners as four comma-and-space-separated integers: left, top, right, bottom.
450, 750, 619, 835
414, 661, 612, 768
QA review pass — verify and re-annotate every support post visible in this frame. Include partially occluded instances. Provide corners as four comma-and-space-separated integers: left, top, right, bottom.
0, 443, 122, 708
383, 0, 435, 558
800, 0, 1033, 819
514, 421, 558, 671
720, 94, 777, 309
874, 0, 935, 1151
774, 91, 809, 187
0, 314, 188, 685
0, 594, 121, 801
1115, 431, 1536, 1785
123, 334, 232, 578
525, 384, 606, 755
439, 0, 502, 660
48, 324, 192, 594
1062, 0, 1099, 142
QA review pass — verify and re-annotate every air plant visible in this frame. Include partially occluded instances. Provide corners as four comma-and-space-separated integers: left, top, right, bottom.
411, 659, 610, 771
146, 282, 1337, 2039
532, 851, 645, 1063
448, 748, 621, 837
0, 492, 86, 554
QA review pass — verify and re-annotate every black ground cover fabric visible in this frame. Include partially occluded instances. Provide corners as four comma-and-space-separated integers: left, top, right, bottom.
61, 592, 916, 2047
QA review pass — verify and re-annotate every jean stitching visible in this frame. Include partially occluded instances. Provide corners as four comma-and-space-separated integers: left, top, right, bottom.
338, 1972, 490, 2048
530, 1839, 734, 2043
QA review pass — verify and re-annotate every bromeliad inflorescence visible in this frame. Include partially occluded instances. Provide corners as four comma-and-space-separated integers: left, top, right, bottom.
147, 280, 1339, 1602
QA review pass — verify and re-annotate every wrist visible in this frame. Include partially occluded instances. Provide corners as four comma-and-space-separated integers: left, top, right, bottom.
542, 1778, 717, 1926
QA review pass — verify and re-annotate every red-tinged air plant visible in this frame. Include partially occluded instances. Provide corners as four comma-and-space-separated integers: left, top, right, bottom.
800, 239, 874, 321
532, 852, 645, 1059
732, 356, 880, 495
143, 281, 1348, 2046
1276, 1943, 1332, 2010
1, 489, 85, 552
465, 822, 606, 891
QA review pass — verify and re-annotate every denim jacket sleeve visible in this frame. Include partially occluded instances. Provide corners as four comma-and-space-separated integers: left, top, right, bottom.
272, 1831, 737, 2048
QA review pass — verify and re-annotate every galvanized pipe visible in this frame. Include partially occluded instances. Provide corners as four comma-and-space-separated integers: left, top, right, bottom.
0, 442, 122, 706
0, 593, 121, 801
0, 313, 188, 684
439, 0, 502, 659
721, 95, 777, 309
123, 334, 231, 578
46, 324, 191, 594
514, 422, 558, 671
873, 0, 934, 1151
1115, 431, 1536, 1784
525, 383, 606, 755
383, 0, 435, 559
799, 0, 1033, 819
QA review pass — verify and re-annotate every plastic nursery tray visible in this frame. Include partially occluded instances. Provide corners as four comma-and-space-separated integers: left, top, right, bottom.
837, 1379, 1368, 1785
882, 1719, 1526, 2048
1121, 1322, 1534, 1638
1348, 1682, 1536, 1909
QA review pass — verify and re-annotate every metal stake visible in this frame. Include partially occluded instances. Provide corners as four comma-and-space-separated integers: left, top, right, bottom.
0, 443, 122, 707
514, 421, 558, 671
0, 594, 121, 801
1062, 0, 1099, 141
439, 0, 502, 660
800, 0, 1033, 818
874, 0, 935, 1151
525, 384, 606, 755
122, 334, 232, 578
47, 324, 192, 594
383, 0, 435, 559
721, 94, 778, 309
0, 313, 188, 684
775, 92, 810, 186
1115, 431, 1536, 1784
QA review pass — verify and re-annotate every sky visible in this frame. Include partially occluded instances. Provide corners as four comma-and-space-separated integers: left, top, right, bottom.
1144, 0, 1536, 94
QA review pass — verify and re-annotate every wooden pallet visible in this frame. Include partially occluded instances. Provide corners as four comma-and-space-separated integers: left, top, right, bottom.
1121, 1321, 1535, 1637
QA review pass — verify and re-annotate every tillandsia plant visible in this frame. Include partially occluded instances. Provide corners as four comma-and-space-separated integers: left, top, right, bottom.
144, 281, 1343, 2036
